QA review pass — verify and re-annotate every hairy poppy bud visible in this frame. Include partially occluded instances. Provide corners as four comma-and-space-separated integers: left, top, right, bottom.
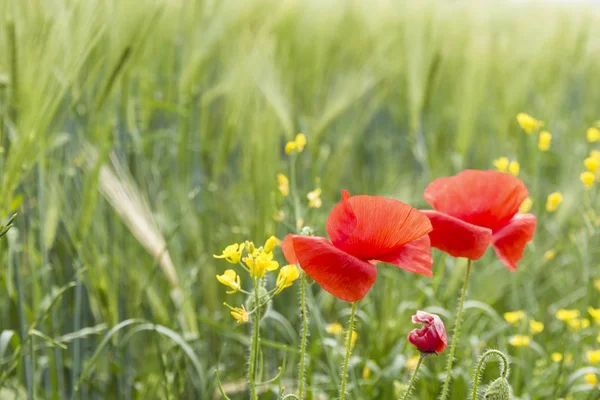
483, 377, 511, 400
407, 311, 447, 353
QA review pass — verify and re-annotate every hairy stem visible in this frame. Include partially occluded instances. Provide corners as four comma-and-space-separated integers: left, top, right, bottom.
339, 302, 357, 400
298, 272, 308, 399
248, 277, 261, 400
471, 349, 510, 400
401, 354, 425, 400
440, 259, 473, 400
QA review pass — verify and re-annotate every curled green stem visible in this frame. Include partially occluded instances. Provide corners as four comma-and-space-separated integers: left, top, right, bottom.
440, 259, 473, 400
401, 353, 425, 400
339, 302, 358, 400
471, 350, 510, 400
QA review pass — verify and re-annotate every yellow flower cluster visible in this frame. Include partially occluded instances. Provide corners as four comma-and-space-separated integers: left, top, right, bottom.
555, 308, 591, 331
285, 133, 307, 155
585, 373, 598, 386
493, 157, 520, 176
503, 310, 544, 335
517, 113, 543, 135
307, 188, 322, 208
277, 173, 289, 196
509, 335, 530, 347
546, 192, 563, 213
587, 127, 600, 143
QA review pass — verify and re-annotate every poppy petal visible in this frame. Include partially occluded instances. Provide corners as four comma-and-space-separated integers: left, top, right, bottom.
421, 210, 492, 260
287, 234, 377, 302
282, 234, 298, 264
492, 213, 536, 271
424, 170, 528, 231
327, 192, 432, 260
375, 236, 433, 276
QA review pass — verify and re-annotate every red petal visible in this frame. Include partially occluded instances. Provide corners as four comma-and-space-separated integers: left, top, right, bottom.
326, 192, 432, 260
424, 170, 529, 231
492, 213, 536, 271
282, 234, 298, 264
422, 210, 492, 260
286, 235, 377, 302
375, 236, 433, 276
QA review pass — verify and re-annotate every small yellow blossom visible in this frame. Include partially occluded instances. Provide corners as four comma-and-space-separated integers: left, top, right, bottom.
509, 335, 531, 347
504, 311, 526, 325
351, 330, 358, 349
529, 319, 544, 335
551, 353, 563, 363
231, 305, 249, 323
585, 157, 599, 172
587, 349, 600, 364
406, 355, 420, 371
216, 269, 241, 294
581, 172, 595, 190
546, 192, 563, 212
362, 365, 371, 379
295, 133, 307, 152
307, 188, 322, 208
509, 161, 520, 176
597, 333, 600, 343
591, 150, 600, 160
588, 307, 600, 323
264, 236, 280, 254
275, 264, 300, 294
243, 250, 279, 278
519, 197, 533, 213
277, 173, 289, 196
544, 250, 556, 261
584, 373, 598, 386
214, 243, 245, 264
493, 157, 509, 173
273, 210, 285, 221
517, 113, 542, 134
556, 309, 581, 321
285, 141, 297, 155
538, 131, 552, 151
587, 127, 600, 143
326, 322, 344, 335
595, 279, 600, 291
567, 318, 590, 330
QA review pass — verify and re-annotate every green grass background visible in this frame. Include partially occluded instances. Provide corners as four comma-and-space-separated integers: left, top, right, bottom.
1, 0, 600, 398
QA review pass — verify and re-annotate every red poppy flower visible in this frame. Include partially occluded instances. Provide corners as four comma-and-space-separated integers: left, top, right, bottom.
282, 190, 433, 302
422, 170, 536, 270
407, 310, 447, 353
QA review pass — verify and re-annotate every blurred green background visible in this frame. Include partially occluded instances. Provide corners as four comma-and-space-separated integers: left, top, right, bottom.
1, 0, 600, 398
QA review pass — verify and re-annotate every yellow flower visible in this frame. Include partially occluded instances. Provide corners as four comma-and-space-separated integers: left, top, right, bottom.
351, 330, 358, 349
529, 319, 544, 335
519, 197, 533, 213
556, 309, 581, 321
597, 333, 600, 343
285, 141, 297, 155
277, 173, 289, 196
295, 133, 307, 152
509, 335, 531, 347
275, 264, 300, 294
587, 349, 600, 364
231, 305, 249, 323
504, 311, 526, 325
326, 322, 343, 335
493, 157, 509, 173
538, 131, 552, 151
243, 250, 279, 278
591, 150, 600, 160
551, 352, 563, 363
406, 356, 420, 371
307, 188, 322, 208
517, 113, 542, 134
584, 373, 598, 386
509, 161, 520, 176
588, 307, 600, 323
546, 192, 563, 212
214, 243, 245, 264
581, 172, 595, 190
362, 365, 371, 379
544, 250, 556, 261
587, 127, 600, 143
567, 318, 590, 330
584, 157, 599, 172
264, 236, 280, 254
595, 279, 600, 291
216, 269, 241, 294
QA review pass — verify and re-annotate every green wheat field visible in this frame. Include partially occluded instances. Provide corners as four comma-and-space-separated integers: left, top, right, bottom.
1, 0, 600, 399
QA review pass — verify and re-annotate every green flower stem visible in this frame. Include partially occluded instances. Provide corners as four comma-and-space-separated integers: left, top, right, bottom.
248, 276, 261, 400
401, 354, 425, 400
471, 350, 509, 400
298, 272, 308, 399
440, 259, 473, 400
339, 301, 358, 400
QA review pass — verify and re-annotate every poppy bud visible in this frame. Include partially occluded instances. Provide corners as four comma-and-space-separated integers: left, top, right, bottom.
407, 311, 447, 354
483, 377, 511, 400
